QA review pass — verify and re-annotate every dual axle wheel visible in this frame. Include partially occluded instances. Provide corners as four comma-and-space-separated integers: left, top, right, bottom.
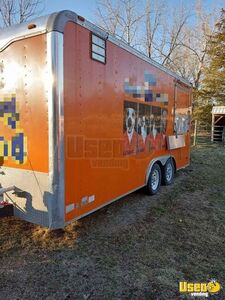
146, 158, 175, 195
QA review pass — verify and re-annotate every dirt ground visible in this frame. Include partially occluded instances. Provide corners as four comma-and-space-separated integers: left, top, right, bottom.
0, 145, 225, 300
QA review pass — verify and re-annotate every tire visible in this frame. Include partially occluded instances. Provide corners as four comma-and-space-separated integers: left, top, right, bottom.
162, 158, 175, 185
146, 163, 162, 195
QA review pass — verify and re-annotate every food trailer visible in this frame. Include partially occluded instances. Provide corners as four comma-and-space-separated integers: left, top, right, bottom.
0, 10, 192, 228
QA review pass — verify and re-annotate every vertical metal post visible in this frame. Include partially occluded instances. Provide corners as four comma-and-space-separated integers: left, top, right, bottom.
173, 81, 177, 134
193, 119, 198, 146
211, 114, 214, 143
222, 126, 225, 145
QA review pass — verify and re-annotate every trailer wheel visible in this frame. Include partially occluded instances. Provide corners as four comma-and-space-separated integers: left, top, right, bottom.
147, 163, 161, 195
162, 158, 175, 185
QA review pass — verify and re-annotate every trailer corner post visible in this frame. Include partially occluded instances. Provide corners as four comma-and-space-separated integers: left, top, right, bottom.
47, 31, 65, 229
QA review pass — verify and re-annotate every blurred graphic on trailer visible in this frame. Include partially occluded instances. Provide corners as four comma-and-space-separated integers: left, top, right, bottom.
123, 71, 169, 155
123, 101, 138, 155
0, 93, 27, 165
138, 104, 151, 153
123, 101, 168, 155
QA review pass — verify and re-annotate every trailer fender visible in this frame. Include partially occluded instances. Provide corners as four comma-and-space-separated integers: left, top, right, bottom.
145, 155, 176, 185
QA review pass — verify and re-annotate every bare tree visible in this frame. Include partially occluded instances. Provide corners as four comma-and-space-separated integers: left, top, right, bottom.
96, 0, 144, 46
120, 0, 144, 45
156, 3, 192, 67
185, 0, 218, 88
165, 0, 220, 87
143, 0, 165, 58
0, 0, 44, 27
95, 0, 221, 88
96, 0, 121, 35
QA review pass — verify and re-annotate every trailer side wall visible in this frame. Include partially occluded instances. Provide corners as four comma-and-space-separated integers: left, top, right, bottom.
63, 22, 191, 222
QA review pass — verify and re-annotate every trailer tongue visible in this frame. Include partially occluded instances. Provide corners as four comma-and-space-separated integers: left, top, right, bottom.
0, 186, 16, 196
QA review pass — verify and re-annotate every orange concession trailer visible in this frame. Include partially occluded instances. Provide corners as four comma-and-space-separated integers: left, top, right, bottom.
0, 11, 192, 228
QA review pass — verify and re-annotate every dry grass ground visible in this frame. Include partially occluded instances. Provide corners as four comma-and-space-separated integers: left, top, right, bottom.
0, 146, 225, 300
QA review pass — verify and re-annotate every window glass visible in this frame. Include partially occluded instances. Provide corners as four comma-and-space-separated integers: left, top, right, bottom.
92, 35, 105, 48
91, 34, 106, 64
92, 52, 105, 63
92, 44, 105, 56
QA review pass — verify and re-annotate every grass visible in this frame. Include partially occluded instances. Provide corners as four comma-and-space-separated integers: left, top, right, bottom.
0, 145, 225, 299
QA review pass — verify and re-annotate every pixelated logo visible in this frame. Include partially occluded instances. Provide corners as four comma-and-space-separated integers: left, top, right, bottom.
124, 71, 168, 104
179, 280, 221, 297
0, 94, 27, 165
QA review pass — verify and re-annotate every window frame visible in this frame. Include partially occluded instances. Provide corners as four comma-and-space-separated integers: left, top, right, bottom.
91, 33, 107, 64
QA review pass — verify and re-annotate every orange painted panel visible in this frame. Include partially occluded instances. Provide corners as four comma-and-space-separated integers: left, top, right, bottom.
0, 34, 49, 173
64, 22, 191, 222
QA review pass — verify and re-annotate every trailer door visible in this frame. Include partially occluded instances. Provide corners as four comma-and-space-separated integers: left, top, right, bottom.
173, 80, 192, 166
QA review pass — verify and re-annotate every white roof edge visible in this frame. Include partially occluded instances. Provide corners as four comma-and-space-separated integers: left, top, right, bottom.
0, 14, 50, 52
0, 10, 192, 87
79, 18, 192, 87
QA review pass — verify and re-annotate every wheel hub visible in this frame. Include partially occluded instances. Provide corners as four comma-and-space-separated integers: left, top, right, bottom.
151, 169, 159, 190
166, 163, 172, 181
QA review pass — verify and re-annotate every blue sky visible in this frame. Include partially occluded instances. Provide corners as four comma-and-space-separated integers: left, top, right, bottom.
44, 0, 97, 21
43, 0, 225, 22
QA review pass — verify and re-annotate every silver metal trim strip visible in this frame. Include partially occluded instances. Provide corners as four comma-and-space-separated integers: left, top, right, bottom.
47, 31, 65, 229
0, 14, 50, 52
0, 10, 191, 87
77, 18, 191, 87
108, 35, 191, 87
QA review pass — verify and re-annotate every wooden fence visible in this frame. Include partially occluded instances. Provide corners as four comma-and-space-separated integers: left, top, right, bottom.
191, 120, 225, 146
